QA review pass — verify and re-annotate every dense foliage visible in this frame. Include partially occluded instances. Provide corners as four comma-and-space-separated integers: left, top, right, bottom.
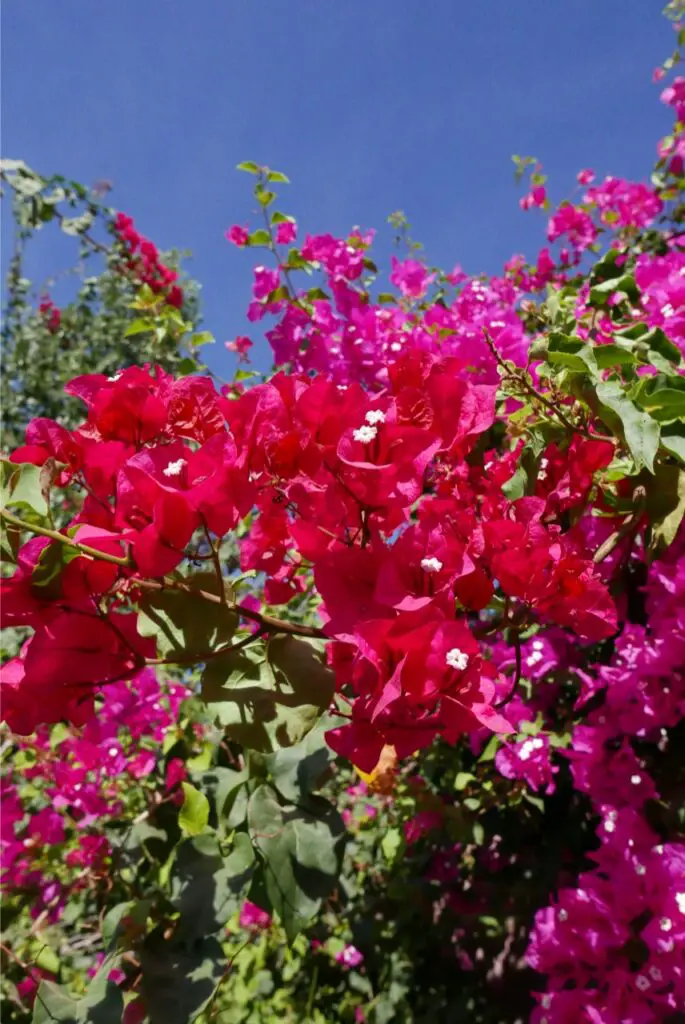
2, 10, 685, 1023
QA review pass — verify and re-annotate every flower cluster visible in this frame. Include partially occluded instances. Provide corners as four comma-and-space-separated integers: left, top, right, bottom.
1, 670, 188, 923
113, 212, 184, 309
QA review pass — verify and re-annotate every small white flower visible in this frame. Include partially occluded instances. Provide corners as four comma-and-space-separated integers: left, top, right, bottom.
352, 425, 378, 444
421, 556, 443, 573
676, 892, 685, 914
557, 909, 568, 922
532, 639, 544, 651
630, 774, 642, 786
661, 302, 675, 318
390, 342, 403, 352
490, 320, 505, 328
604, 819, 616, 833
365, 409, 386, 426
635, 862, 646, 876
163, 458, 187, 478
107, 371, 123, 382
445, 647, 469, 671
108, 747, 119, 758
527, 651, 543, 668
635, 975, 650, 992
660, 916, 673, 932
518, 741, 535, 762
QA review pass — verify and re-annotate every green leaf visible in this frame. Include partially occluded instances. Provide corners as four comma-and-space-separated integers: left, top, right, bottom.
171, 833, 255, 941
648, 464, 685, 551
271, 211, 295, 225
248, 229, 271, 246
124, 318, 154, 337
661, 428, 685, 465
202, 636, 334, 752
454, 772, 476, 791
179, 782, 210, 836
264, 713, 343, 803
60, 211, 94, 236
381, 827, 403, 864
593, 343, 637, 369
30, 942, 60, 974
12, 173, 44, 198
265, 285, 290, 304
32, 963, 124, 1024
190, 330, 215, 347
546, 333, 598, 375
141, 936, 226, 1024
1, 459, 49, 518
32, 981, 79, 1023
256, 189, 276, 207
248, 784, 345, 942
236, 161, 261, 174
200, 766, 249, 828
589, 273, 639, 307
267, 170, 290, 184
595, 380, 660, 473
177, 357, 199, 376
635, 385, 685, 423
137, 574, 238, 659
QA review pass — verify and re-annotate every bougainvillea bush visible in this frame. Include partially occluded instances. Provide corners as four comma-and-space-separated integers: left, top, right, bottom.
2, 10, 685, 1024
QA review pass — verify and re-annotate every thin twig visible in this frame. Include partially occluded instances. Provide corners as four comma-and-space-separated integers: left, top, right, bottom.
593, 487, 646, 564
482, 329, 614, 443
1, 508, 130, 566
495, 630, 523, 709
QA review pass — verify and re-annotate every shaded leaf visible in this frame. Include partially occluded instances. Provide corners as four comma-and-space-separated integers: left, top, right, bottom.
141, 935, 225, 1024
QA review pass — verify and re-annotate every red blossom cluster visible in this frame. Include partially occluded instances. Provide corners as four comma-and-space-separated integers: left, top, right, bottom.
38, 295, 61, 334
2, 354, 618, 773
113, 212, 183, 308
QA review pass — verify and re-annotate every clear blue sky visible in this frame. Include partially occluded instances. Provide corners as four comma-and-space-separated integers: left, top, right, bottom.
1, 1, 673, 375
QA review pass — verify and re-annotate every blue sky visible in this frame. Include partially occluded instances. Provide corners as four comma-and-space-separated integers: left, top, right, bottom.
2, 1, 673, 375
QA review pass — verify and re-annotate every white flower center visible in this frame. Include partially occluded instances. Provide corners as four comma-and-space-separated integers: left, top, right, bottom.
676, 892, 685, 914
445, 647, 469, 671
365, 410, 386, 425
163, 458, 187, 478
353, 425, 378, 444
421, 557, 443, 573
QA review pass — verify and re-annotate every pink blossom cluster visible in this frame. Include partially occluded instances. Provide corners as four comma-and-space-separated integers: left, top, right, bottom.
635, 249, 685, 356
527, 533, 685, 1022
1, 669, 189, 922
